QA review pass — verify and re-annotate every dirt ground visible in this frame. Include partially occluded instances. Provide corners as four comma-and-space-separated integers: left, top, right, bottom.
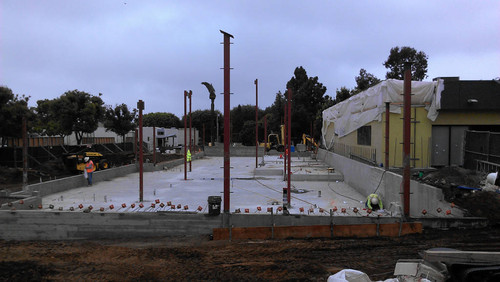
1, 160, 500, 280
1, 226, 500, 281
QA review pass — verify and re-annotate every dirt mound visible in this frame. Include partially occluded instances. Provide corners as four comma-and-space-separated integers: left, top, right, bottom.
419, 166, 500, 223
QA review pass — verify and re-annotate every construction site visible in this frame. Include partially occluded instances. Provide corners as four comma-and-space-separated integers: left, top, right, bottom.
1, 33, 500, 281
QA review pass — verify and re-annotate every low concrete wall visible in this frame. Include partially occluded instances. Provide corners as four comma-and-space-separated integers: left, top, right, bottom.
0, 210, 222, 240
205, 145, 266, 157
317, 149, 458, 217
27, 164, 138, 197
1, 210, 487, 240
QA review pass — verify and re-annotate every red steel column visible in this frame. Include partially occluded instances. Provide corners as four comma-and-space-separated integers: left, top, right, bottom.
134, 129, 138, 162
385, 102, 390, 169
189, 90, 192, 172
184, 91, 187, 180
137, 100, 144, 202
221, 30, 233, 213
255, 78, 258, 168
153, 126, 156, 164
22, 116, 28, 190
283, 103, 287, 181
264, 115, 267, 154
403, 62, 412, 217
287, 88, 292, 206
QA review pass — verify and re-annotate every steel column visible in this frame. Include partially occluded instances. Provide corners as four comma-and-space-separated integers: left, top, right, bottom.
283, 103, 287, 181
22, 116, 28, 191
153, 126, 156, 164
221, 30, 234, 213
255, 78, 258, 168
137, 100, 144, 202
385, 102, 390, 169
287, 88, 292, 206
403, 62, 412, 217
189, 90, 192, 172
264, 115, 267, 155
184, 91, 187, 180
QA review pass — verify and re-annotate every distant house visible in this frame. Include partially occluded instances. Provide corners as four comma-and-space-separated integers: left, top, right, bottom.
321, 77, 500, 169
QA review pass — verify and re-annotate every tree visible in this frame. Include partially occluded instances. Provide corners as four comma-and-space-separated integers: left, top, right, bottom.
263, 92, 286, 137
103, 104, 137, 143
383, 46, 428, 81
0, 86, 31, 146
33, 98, 70, 137
229, 105, 264, 144
285, 66, 327, 143
58, 90, 106, 145
143, 112, 181, 128
335, 87, 352, 104
354, 69, 381, 93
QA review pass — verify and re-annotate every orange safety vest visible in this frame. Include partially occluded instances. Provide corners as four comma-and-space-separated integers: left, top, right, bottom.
85, 160, 94, 173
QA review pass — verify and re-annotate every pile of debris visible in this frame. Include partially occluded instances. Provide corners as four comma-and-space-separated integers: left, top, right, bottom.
419, 166, 500, 222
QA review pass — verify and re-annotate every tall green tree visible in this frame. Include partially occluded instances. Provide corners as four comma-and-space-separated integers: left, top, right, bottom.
104, 104, 137, 143
143, 112, 181, 128
58, 90, 106, 145
229, 105, 264, 144
285, 66, 327, 142
34, 98, 70, 137
0, 86, 31, 146
354, 69, 381, 93
384, 46, 428, 81
263, 91, 286, 137
335, 87, 352, 104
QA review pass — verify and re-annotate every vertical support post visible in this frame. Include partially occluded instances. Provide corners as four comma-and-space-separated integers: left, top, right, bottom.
255, 78, 258, 168
287, 88, 292, 206
153, 126, 156, 164
283, 103, 287, 181
203, 123, 205, 149
184, 91, 187, 180
264, 115, 267, 155
134, 129, 138, 162
385, 102, 390, 169
137, 100, 145, 202
221, 30, 234, 214
22, 116, 28, 191
403, 62, 412, 217
189, 90, 192, 172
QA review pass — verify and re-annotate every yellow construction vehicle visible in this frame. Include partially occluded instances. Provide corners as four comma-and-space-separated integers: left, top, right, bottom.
63, 151, 110, 173
302, 133, 318, 153
266, 125, 285, 152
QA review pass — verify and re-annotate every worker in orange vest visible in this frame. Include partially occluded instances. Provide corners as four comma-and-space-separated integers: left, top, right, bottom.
84, 157, 95, 186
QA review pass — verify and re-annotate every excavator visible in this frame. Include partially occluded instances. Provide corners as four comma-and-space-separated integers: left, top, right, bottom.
302, 133, 319, 153
265, 125, 285, 152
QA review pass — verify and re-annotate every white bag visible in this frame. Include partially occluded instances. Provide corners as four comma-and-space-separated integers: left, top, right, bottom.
84, 169, 88, 179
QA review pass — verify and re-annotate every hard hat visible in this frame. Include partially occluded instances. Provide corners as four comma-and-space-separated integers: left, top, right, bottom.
84, 157, 89, 162
370, 197, 379, 206
486, 172, 498, 185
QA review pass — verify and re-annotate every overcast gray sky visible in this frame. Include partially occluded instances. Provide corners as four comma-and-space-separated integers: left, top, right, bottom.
2, 1, 499, 118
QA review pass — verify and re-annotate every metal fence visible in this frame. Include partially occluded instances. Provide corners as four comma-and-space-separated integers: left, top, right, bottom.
331, 142, 377, 165
464, 130, 500, 171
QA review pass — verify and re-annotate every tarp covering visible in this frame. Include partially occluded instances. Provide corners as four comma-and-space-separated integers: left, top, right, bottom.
321, 79, 444, 150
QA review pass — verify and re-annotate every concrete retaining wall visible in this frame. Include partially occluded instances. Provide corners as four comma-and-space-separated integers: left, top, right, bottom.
0, 210, 487, 241
317, 149, 457, 217
205, 145, 266, 157
0, 211, 222, 240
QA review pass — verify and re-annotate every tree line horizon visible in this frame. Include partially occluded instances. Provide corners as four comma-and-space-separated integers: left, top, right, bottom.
1, 46, 429, 147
